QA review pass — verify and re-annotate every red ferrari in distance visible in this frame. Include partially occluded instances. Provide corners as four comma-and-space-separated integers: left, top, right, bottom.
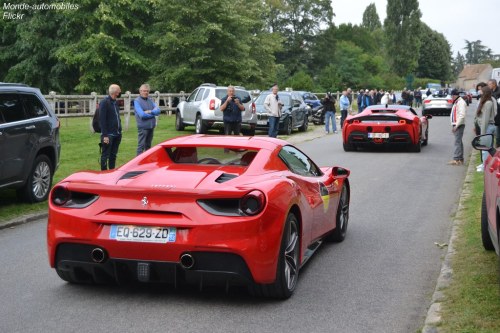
47, 135, 350, 299
342, 105, 432, 152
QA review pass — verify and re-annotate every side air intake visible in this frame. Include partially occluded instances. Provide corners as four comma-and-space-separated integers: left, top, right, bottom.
215, 173, 238, 183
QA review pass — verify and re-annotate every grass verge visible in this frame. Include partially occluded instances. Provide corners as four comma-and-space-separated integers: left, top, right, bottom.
438, 153, 500, 332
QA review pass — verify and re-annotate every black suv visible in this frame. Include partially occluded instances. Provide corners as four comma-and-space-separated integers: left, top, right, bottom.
0, 83, 60, 202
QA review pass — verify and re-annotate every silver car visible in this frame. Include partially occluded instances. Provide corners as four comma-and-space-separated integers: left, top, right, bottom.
175, 84, 256, 135
422, 93, 453, 116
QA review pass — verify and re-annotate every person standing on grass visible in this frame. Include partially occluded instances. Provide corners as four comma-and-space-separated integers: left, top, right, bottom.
264, 84, 283, 138
322, 92, 337, 134
220, 85, 245, 135
134, 83, 161, 156
100, 84, 122, 170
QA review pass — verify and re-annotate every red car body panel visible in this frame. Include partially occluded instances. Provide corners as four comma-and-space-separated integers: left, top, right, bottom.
47, 135, 349, 286
342, 105, 430, 150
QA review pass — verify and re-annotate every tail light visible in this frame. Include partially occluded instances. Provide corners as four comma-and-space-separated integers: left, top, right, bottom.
424, 100, 431, 104
447, 99, 453, 104
51, 185, 99, 208
209, 99, 215, 110
52, 185, 71, 206
251, 102, 256, 113
399, 120, 406, 124
240, 190, 266, 216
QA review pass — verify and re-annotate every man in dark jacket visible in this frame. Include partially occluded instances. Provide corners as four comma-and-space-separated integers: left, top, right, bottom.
134, 83, 161, 155
99, 84, 122, 170
488, 79, 500, 147
220, 85, 245, 135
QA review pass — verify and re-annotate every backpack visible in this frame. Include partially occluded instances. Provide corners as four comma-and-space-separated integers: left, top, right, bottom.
92, 98, 110, 133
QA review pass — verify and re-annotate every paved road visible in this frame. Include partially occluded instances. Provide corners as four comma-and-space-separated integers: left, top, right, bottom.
0, 104, 477, 333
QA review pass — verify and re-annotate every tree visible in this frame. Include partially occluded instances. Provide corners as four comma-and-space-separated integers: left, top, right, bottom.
384, 0, 422, 76
463, 40, 494, 64
362, 3, 381, 32
269, 0, 333, 75
416, 23, 451, 82
452, 52, 466, 78
148, 0, 280, 92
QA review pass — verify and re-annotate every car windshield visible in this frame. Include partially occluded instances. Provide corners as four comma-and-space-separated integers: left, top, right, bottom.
215, 89, 251, 103
254, 93, 292, 107
167, 147, 258, 166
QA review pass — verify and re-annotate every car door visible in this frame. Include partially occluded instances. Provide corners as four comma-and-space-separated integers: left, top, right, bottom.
183, 88, 201, 124
292, 93, 305, 127
278, 146, 341, 241
0, 93, 32, 185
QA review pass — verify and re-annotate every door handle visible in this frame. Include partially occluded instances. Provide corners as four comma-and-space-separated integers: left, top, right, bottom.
25, 125, 36, 130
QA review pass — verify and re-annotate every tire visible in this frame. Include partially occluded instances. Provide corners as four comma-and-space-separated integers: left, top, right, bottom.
326, 183, 349, 242
253, 213, 300, 299
481, 192, 495, 251
195, 114, 207, 134
298, 115, 308, 132
410, 140, 421, 152
281, 117, 292, 135
343, 142, 354, 152
175, 111, 185, 131
18, 155, 53, 203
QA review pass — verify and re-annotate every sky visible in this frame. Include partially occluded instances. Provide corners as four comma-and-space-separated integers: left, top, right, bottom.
331, 0, 499, 57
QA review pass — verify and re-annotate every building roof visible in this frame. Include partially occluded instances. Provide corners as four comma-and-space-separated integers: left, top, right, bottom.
458, 64, 493, 80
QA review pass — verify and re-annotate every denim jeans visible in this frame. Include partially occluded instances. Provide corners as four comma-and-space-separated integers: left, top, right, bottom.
325, 111, 336, 132
453, 125, 465, 162
224, 122, 241, 135
268, 116, 280, 138
496, 126, 500, 148
101, 134, 122, 170
482, 124, 496, 163
136, 128, 154, 156
340, 110, 348, 129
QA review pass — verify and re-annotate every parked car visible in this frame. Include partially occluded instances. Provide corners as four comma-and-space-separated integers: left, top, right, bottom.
422, 93, 453, 116
469, 88, 479, 99
254, 91, 309, 135
175, 83, 256, 135
472, 134, 500, 256
458, 91, 472, 106
47, 134, 351, 299
342, 105, 431, 152
296, 91, 322, 114
0, 83, 61, 202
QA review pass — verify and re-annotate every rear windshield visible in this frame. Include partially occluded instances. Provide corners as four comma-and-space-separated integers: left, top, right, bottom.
254, 93, 292, 107
215, 89, 251, 103
167, 147, 258, 166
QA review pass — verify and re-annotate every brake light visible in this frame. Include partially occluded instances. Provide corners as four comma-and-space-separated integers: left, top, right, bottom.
252, 102, 256, 113
240, 190, 266, 216
424, 100, 431, 104
52, 186, 71, 206
209, 99, 215, 110
353, 120, 360, 124
447, 99, 453, 104
399, 120, 406, 124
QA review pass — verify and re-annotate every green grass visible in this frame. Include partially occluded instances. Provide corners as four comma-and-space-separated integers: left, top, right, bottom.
438, 153, 500, 332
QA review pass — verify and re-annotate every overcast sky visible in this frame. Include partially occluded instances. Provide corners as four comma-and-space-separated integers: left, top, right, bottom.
331, 0, 499, 56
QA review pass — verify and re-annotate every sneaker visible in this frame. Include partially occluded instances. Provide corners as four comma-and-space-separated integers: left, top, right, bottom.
325, 131, 329, 134
476, 164, 484, 172
334, 131, 338, 134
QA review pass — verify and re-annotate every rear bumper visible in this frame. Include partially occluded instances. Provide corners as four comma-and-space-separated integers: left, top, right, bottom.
55, 243, 253, 286
346, 131, 413, 146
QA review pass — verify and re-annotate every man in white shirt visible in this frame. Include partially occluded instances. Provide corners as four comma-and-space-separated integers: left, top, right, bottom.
264, 84, 283, 138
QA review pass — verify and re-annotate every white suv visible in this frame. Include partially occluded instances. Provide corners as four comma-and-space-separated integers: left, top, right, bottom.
175, 84, 257, 135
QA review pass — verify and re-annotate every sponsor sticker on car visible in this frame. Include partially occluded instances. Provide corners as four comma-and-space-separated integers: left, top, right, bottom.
109, 225, 176, 243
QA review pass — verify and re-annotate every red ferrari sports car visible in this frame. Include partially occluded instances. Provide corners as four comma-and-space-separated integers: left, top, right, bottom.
342, 105, 431, 152
47, 135, 350, 299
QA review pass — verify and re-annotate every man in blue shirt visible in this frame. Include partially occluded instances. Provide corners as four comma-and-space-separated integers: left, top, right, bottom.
134, 84, 161, 155
339, 90, 350, 130
220, 85, 245, 135
99, 84, 122, 170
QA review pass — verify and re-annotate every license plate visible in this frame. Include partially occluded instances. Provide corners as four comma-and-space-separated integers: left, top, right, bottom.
368, 133, 389, 139
257, 120, 267, 125
109, 225, 176, 243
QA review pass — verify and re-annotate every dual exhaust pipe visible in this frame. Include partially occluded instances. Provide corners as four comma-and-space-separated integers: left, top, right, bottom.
91, 247, 195, 270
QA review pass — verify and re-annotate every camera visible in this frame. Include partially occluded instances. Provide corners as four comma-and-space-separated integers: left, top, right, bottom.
231, 96, 236, 101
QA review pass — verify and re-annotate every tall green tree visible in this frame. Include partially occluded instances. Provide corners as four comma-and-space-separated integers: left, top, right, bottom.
361, 3, 381, 32
417, 23, 451, 82
54, 0, 152, 93
148, 0, 280, 91
269, 0, 333, 75
452, 52, 466, 78
463, 40, 493, 64
384, 0, 422, 76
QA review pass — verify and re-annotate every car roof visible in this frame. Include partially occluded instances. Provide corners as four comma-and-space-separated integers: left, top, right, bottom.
160, 134, 288, 151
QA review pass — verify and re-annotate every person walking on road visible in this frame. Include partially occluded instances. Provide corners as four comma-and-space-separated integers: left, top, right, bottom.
264, 84, 283, 138
134, 84, 161, 156
448, 89, 467, 166
100, 84, 122, 170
